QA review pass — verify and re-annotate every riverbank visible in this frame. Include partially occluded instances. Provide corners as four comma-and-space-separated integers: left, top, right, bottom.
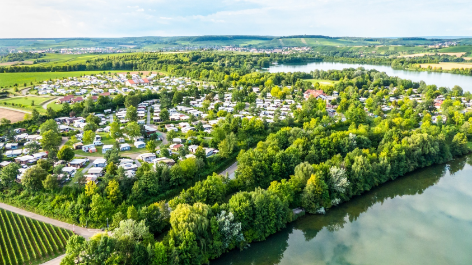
213, 153, 472, 264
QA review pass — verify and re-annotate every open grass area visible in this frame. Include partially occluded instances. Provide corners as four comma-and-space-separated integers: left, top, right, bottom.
0, 96, 56, 114
438, 46, 472, 54
419, 62, 472, 70
0, 208, 74, 265
0, 70, 124, 88
305, 79, 338, 86
0, 69, 163, 89
73, 132, 157, 158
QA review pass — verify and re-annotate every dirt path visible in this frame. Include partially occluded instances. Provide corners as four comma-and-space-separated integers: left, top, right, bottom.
301, 38, 307, 45
279, 39, 284, 46
0, 203, 101, 239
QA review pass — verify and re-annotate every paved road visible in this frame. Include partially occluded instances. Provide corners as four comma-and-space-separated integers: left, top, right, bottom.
41, 254, 66, 265
220, 161, 237, 179
0, 203, 101, 239
42, 97, 57, 110
21, 87, 32, 95
59, 137, 68, 148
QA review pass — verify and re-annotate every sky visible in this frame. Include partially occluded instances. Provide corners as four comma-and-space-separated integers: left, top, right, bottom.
1, 0, 471, 38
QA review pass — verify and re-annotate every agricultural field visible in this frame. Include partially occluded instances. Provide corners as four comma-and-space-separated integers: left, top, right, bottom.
0, 108, 28, 123
398, 52, 466, 58
419, 62, 472, 70
0, 208, 74, 265
438, 45, 472, 54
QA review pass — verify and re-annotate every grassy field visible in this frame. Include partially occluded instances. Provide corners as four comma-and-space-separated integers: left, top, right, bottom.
0, 70, 128, 88
0, 96, 57, 114
0, 208, 74, 265
398, 52, 466, 58
438, 46, 472, 54
419, 62, 472, 70
305, 79, 338, 86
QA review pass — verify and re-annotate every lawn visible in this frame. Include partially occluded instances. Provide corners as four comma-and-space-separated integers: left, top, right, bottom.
73, 132, 154, 158
0, 96, 57, 113
0, 208, 74, 265
0, 70, 127, 89
305, 79, 338, 86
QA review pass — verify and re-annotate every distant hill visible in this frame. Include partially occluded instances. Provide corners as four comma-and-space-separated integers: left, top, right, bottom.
2, 35, 472, 51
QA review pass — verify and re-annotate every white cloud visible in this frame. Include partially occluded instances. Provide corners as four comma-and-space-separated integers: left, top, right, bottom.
0, 0, 471, 37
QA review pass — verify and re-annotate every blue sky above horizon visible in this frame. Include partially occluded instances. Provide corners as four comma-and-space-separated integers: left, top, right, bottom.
1, 0, 471, 38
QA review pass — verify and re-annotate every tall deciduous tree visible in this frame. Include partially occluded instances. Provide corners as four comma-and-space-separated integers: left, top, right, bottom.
22, 165, 48, 191
57, 146, 75, 161
0, 163, 20, 189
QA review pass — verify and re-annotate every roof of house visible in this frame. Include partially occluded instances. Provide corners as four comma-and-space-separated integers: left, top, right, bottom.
88, 167, 103, 174
304, 89, 325, 98
94, 159, 106, 164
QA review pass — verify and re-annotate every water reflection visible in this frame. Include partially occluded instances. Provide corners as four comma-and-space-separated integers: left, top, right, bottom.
213, 155, 472, 265
267, 62, 472, 91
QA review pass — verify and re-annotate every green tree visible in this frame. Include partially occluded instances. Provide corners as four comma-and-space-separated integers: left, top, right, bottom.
109, 121, 122, 139
146, 140, 157, 153
127, 205, 139, 220
57, 146, 75, 161
301, 174, 330, 214
125, 122, 141, 138
22, 165, 48, 191
125, 94, 141, 107
82, 130, 96, 145
217, 132, 237, 158
0, 163, 20, 189
85, 180, 98, 196
40, 130, 62, 153
89, 194, 115, 227
126, 105, 138, 122
86, 114, 101, 125
31, 108, 40, 121
0, 118, 11, 125
42, 174, 59, 191
46, 106, 56, 118
160, 108, 169, 121
40, 119, 60, 134
105, 179, 122, 204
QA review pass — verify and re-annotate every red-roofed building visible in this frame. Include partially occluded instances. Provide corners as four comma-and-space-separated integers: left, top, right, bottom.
71, 97, 84, 103
56, 95, 75, 104
142, 78, 149, 84
304, 89, 327, 100
126, 80, 137, 86
100, 92, 111, 97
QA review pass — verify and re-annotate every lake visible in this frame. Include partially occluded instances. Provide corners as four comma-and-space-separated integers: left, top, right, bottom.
267, 62, 472, 91
212, 155, 472, 265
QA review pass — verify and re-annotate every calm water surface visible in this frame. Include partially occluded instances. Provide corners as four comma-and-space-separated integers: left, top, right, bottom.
268, 62, 472, 91
213, 155, 472, 265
